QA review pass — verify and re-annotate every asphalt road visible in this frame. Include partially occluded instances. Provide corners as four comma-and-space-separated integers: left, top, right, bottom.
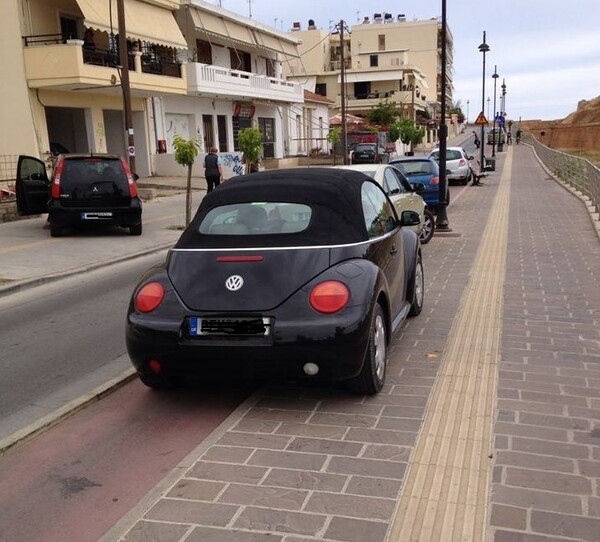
0, 251, 166, 443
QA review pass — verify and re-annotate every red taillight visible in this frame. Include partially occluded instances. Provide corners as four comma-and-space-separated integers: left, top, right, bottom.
121, 157, 138, 198
309, 281, 349, 314
135, 282, 165, 313
148, 359, 161, 374
51, 158, 65, 199
459, 159, 466, 167
429, 176, 440, 185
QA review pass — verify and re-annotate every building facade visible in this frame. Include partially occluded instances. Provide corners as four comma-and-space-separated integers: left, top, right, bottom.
284, 14, 454, 123
0, 0, 305, 186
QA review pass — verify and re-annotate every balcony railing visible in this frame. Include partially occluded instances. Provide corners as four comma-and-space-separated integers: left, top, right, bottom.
23, 33, 180, 78
188, 63, 303, 103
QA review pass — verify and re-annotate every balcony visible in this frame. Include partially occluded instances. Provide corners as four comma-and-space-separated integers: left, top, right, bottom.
22, 36, 187, 96
187, 63, 304, 103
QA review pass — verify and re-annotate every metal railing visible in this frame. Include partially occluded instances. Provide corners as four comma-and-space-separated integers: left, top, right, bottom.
525, 132, 600, 215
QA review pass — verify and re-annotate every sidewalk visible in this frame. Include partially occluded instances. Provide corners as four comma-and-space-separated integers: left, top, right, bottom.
1, 145, 599, 541
100, 145, 597, 542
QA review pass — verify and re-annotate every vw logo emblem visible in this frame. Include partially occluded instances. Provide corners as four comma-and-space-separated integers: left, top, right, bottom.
225, 275, 244, 291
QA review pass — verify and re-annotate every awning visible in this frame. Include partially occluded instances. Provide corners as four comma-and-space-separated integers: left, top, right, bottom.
339, 70, 404, 84
76, 0, 188, 49
190, 8, 299, 57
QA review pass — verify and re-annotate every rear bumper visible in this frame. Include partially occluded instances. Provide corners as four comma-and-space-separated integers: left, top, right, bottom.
126, 305, 371, 383
48, 198, 142, 227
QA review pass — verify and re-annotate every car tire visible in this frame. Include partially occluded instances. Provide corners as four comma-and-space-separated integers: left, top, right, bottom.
408, 254, 424, 317
130, 223, 143, 236
420, 209, 435, 244
50, 224, 63, 237
348, 302, 387, 395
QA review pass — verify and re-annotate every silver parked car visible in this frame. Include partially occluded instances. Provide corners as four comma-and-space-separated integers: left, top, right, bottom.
429, 146, 474, 185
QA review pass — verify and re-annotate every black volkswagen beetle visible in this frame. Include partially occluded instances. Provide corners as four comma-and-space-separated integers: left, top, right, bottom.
126, 168, 424, 394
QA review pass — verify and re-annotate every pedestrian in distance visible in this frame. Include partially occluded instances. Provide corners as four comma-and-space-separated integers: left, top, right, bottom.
515, 129, 522, 144
472, 131, 480, 149
203, 147, 223, 192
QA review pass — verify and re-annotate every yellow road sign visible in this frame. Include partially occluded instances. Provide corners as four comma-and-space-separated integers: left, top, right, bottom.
474, 112, 488, 125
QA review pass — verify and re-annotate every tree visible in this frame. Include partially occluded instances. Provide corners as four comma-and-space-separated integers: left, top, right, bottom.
172, 135, 200, 226
397, 119, 425, 155
238, 127, 263, 173
367, 99, 400, 127
326, 127, 342, 165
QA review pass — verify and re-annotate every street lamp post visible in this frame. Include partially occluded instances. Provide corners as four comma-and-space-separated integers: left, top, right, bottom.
492, 66, 498, 157
436, 0, 450, 230
466, 100, 470, 124
487, 97, 491, 121
498, 79, 506, 151
478, 31, 490, 174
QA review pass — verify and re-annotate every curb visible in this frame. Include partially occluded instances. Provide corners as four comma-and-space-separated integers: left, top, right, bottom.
0, 242, 174, 298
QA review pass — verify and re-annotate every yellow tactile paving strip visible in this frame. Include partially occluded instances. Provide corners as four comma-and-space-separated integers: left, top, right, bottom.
389, 149, 513, 542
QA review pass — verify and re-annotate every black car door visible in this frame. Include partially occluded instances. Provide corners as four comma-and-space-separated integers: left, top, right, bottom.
360, 181, 405, 320
16, 155, 50, 215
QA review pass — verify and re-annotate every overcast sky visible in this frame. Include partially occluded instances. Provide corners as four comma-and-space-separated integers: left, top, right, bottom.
213, 0, 600, 121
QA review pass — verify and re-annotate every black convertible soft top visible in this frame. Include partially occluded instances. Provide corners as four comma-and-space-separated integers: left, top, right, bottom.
175, 168, 377, 248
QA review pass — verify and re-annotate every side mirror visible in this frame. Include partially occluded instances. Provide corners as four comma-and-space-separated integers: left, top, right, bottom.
410, 183, 425, 193
400, 210, 421, 227
133, 173, 140, 181
468, 155, 474, 160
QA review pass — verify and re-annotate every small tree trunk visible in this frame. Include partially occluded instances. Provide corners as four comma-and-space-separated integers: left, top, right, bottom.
185, 164, 192, 226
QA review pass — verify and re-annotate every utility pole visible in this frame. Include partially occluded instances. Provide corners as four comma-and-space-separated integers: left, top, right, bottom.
339, 20, 348, 165
117, 0, 136, 173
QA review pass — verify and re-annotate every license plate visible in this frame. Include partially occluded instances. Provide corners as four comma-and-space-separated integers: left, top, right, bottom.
190, 317, 271, 336
81, 212, 113, 220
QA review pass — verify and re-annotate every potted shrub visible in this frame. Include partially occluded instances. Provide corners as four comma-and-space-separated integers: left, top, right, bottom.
238, 127, 263, 173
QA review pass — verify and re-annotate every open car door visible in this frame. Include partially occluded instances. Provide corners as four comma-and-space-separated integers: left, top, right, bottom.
16, 155, 50, 216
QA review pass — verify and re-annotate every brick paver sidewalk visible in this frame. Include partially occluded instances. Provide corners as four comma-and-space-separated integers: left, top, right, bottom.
101, 144, 600, 542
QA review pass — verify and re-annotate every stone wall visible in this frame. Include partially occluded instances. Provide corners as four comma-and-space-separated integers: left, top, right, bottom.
526, 123, 600, 152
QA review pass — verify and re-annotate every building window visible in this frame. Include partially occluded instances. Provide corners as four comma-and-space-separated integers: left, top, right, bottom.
315, 83, 327, 97
370, 55, 379, 67
378, 34, 385, 51
265, 57, 276, 78
230, 49, 252, 72
196, 40, 212, 64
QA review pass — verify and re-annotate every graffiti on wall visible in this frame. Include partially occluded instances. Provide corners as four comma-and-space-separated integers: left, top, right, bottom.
220, 152, 245, 177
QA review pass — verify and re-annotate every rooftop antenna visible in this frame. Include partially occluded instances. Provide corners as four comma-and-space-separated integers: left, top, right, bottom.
248, 0, 252, 18
356, 10, 360, 23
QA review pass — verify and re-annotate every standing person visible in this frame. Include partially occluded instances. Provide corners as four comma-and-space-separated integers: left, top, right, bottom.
515, 129, 522, 144
203, 147, 223, 193
472, 131, 480, 149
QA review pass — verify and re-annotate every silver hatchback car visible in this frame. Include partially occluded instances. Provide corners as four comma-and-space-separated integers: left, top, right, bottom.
429, 146, 474, 185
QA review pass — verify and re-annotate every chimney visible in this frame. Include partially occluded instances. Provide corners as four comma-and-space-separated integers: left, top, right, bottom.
308, 19, 316, 29
384, 13, 392, 23
373, 13, 382, 23
397, 14, 406, 22
362, 16, 370, 24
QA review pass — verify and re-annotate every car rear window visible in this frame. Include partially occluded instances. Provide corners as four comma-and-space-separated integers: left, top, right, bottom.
198, 202, 312, 235
394, 161, 432, 175
60, 158, 128, 195
355, 144, 375, 152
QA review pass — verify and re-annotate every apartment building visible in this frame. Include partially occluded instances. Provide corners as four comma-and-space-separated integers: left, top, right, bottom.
284, 14, 454, 124
0, 0, 304, 181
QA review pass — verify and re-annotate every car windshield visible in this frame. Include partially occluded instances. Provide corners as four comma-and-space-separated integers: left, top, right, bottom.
198, 202, 312, 235
355, 144, 375, 152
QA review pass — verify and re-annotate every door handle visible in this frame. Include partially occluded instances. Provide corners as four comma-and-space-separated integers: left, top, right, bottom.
390, 246, 398, 255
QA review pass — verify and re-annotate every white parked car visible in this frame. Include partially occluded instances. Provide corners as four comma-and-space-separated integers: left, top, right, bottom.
429, 146, 474, 185
334, 164, 435, 244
